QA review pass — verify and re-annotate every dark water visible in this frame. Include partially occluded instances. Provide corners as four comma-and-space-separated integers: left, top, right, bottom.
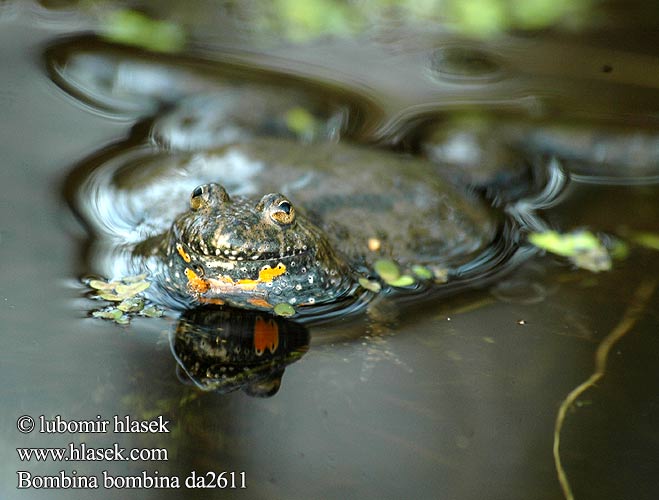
2, 5, 659, 500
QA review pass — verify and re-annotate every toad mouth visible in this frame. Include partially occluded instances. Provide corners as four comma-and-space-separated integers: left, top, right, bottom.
184, 241, 310, 262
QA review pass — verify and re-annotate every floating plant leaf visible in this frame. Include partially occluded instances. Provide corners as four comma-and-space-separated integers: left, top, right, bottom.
115, 315, 131, 325
359, 277, 382, 293
92, 308, 130, 325
86, 274, 161, 323
122, 273, 148, 284
374, 259, 400, 283
432, 266, 449, 283
97, 291, 125, 302
274, 303, 296, 317
88, 275, 150, 301
529, 230, 601, 257
411, 265, 434, 280
88, 279, 116, 291
529, 230, 611, 272
141, 305, 164, 318
570, 247, 611, 272
117, 297, 145, 313
92, 309, 123, 320
115, 281, 150, 297
388, 275, 416, 287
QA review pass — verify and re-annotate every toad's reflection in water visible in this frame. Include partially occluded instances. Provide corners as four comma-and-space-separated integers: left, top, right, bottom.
170, 306, 310, 397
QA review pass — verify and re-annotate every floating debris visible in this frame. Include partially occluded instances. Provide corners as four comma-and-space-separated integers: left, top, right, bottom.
285, 107, 318, 138
92, 308, 130, 325
373, 259, 419, 288
367, 237, 382, 252
431, 266, 449, 283
411, 265, 434, 280
387, 275, 416, 287
89, 275, 150, 301
141, 305, 164, 318
117, 297, 145, 313
569, 247, 611, 273
529, 230, 612, 272
86, 275, 163, 325
358, 277, 382, 293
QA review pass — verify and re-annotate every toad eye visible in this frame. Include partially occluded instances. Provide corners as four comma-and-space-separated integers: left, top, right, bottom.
277, 201, 292, 214
190, 183, 230, 211
271, 199, 296, 225
256, 194, 297, 226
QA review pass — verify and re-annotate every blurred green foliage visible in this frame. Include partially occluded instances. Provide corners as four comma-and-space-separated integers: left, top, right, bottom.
243, 0, 595, 40
100, 9, 186, 52
71, 0, 598, 47
631, 232, 659, 251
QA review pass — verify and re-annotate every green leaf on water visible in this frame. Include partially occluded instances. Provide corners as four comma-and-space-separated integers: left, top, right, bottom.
88, 279, 116, 291
388, 275, 416, 288
121, 274, 148, 284
114, 315, 131, 325
141, 305, 164, 318
528, 230, 602, 257
274, 303, 296, 317
115, 281, 150, 297
529, 230, 611, 272
411, 265, 434, 280
569, 247, 611, 272
92, 308, 130, 324
92, 309, 123, 320
358, 277, 382, 293
97, 291, 125, 302
117, 297, 145, 313
374, 259, 400, 283
89, 275, 150, 301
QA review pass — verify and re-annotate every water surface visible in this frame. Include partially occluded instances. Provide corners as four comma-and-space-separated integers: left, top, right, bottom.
2, 7, 659, 500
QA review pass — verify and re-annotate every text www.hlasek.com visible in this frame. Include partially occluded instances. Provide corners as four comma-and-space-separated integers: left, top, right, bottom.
17, 443, 167, 462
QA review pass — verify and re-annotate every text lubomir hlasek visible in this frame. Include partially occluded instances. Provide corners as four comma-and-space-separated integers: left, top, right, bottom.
38, 415, 170, 434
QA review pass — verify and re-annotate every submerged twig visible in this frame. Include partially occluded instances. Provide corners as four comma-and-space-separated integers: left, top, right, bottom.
553, 278, 656, 500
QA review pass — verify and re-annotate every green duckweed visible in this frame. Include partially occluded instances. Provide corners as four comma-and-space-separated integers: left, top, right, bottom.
373, 259, 400, 283
359, 277, 382, 293
387, 275, 416, 288
274, 303, 296, 317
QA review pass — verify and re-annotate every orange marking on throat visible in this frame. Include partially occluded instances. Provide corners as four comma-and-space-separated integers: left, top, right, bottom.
200, 263, 288, 298
199, 297, 225, 305
185, 268, 209, 294
176, 243, 192, 263
247, 297, 273, 309
235, 279, 259, 290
